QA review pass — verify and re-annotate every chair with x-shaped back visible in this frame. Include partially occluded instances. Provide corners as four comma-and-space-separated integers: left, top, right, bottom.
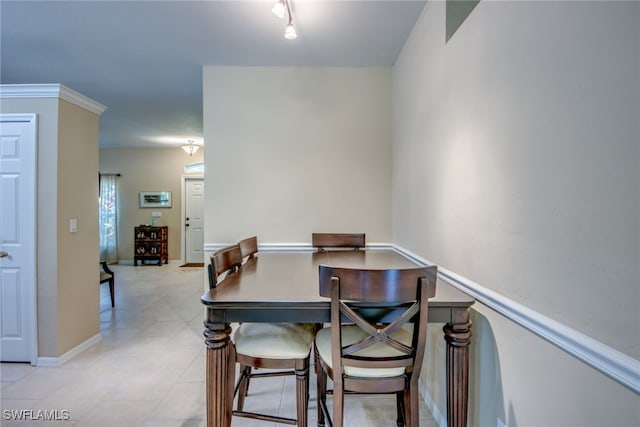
315, 264, 437, 427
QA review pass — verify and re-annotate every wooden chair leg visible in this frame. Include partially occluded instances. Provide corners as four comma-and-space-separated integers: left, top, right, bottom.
243, 366, 252, 397
396, 391, 405, 427
295, 358, 309, 427
405, 382, 419, 427
332, 380, 344, 427
235, 365, 250, 411
316, 347, 326, 427
108, 278, 115, 307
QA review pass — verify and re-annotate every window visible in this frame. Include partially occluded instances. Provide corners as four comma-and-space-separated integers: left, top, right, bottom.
99, 174, 118, 262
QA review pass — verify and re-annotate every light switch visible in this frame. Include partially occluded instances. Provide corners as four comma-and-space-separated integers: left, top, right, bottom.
69, 218, 78, 233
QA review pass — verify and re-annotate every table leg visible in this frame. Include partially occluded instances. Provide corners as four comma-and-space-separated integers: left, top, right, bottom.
443, 321, 472, 427
204, 320, 235, 427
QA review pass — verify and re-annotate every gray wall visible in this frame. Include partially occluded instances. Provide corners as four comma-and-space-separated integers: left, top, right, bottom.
393, 1, 639, 426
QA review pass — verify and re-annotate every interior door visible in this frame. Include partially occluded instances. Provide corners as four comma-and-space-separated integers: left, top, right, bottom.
0, 114, 37, 363
185, 178, 204, 264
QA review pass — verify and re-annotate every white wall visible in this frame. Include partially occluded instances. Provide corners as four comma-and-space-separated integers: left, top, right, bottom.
203, 67, 392, 245
393, 1, 639, 426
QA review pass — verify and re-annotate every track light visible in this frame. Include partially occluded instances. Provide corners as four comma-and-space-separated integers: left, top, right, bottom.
284, 20, 297, 40
272, 0, 297, 40
272, 0, 285, 19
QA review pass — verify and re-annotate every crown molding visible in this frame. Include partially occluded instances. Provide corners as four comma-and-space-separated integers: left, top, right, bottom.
0, 84, 107, 115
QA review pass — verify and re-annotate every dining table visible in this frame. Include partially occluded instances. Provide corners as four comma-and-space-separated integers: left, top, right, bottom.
200, 248, 475, 427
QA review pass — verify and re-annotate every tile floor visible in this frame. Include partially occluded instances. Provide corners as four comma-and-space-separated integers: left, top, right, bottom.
1, 264, 438, 426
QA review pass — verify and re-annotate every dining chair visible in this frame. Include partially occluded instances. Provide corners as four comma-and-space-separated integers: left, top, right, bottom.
99, 261, 115, 307
315, 265, 437, 427
225, 237, 315, 426
207, 244, 243, 289
232, 236, 259, 399
238, 235, 258, 261
233, 322, 315, 426
311, 233, 366, 384
312, 233, 365, 250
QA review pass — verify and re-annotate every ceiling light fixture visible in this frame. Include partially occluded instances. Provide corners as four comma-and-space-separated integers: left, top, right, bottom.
284, 19, 297, 40
272, 0, 297, 40
271, 0, 285, 19
181, 139, 199, 156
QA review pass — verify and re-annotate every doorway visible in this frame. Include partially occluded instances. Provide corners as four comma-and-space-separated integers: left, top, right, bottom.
181, 176, 204, 265
0, 114, 37, 363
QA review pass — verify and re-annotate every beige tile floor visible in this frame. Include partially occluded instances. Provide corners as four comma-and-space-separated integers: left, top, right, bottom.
1, 264, 438, 427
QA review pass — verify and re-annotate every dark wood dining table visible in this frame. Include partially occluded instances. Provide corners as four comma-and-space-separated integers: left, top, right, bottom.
200, 249, 475, 427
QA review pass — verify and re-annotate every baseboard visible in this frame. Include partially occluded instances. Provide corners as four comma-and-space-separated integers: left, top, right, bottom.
419, 379, 447, 426
36, 333, 101, 367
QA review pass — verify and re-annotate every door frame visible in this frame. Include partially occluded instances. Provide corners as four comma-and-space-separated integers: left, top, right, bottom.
180, 174, 204, 264
0, 113, 38, 365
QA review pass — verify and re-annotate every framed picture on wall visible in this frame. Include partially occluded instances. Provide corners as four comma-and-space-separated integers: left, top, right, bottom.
139, 191, 172, 208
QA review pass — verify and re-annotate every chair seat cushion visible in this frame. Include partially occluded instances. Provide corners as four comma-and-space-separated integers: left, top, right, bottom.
234, 323, 315, 359
315, 325, 411, 378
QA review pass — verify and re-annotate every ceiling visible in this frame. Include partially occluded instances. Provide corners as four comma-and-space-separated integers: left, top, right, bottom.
1, 0, 426, 149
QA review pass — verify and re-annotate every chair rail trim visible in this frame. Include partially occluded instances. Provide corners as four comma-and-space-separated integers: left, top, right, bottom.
391, 244, 640, 395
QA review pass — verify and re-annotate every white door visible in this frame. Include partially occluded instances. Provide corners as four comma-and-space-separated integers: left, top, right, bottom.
0, 114, 37, 363
185, 178, 204, 264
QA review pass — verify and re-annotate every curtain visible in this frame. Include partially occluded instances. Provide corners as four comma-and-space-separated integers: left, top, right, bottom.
99, 174, 118, 263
